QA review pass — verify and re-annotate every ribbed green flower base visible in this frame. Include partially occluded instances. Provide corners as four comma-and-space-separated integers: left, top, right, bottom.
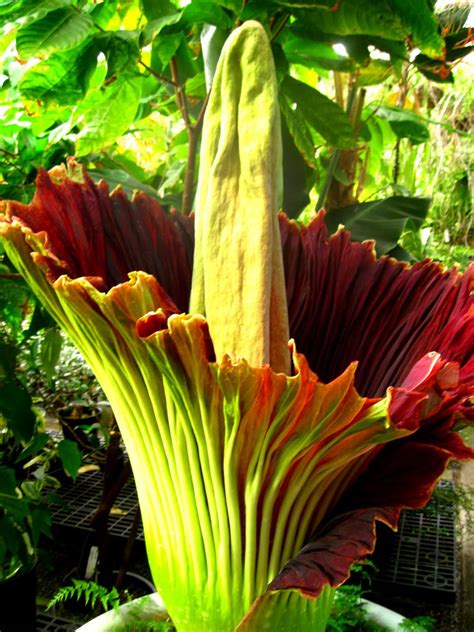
236, 586, 335, 632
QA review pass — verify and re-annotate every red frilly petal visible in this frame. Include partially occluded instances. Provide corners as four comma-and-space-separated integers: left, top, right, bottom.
5, 165, 193, 312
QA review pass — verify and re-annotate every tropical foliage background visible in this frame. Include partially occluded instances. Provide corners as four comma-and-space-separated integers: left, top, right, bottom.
0, 0, 472, 260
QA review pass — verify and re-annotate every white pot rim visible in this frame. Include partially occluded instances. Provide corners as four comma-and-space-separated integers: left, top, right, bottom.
75, 592, 167, 632
361, 598, 408, 630
75, 592, 408, 631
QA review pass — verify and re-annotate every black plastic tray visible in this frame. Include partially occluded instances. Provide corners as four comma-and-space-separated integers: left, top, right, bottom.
373, 480, 457, 602
36, 611, 79, 631
50, 468, 144, 541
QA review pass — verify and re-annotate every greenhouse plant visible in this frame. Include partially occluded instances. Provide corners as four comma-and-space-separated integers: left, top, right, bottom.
1, 19, 473, 632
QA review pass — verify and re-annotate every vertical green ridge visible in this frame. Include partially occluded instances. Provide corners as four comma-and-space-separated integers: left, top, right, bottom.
236, 585, 336, 632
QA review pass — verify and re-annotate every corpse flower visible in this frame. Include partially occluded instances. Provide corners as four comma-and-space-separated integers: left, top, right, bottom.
1, 21, 473, 632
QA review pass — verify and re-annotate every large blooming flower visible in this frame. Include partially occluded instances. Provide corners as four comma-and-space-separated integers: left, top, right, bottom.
1, 21, 473, 632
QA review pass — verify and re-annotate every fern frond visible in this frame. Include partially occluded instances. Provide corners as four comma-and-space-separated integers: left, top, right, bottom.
47, 579, 121, 613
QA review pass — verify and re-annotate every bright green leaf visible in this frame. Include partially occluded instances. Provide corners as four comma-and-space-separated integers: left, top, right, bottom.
0, 0, 70, 28
212, 0, 241, 10
88, 0, 119, 29
153, 32, 182, 66
173, 37, 200, 83
140, 0, 176, 21
0, 275, 31, 338
143, 12, 181, 45
185, 71, 206, 98
16, 7, 93, 59
180, 2, 233, 29
19, 42, 97, 104
75, 75, 143, 155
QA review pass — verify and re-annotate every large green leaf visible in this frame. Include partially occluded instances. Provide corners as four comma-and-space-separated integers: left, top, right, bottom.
0, 0, 69, 28
143, 13, 182, 45
281, 114, 311, 217
57, 439, 81, 481
140, 0, 176, 20
16, 7, 93, 59
293, 1, 406, 40
290, 0, 443, 57
388, 0, 443, 57
173, 36, 201, 83
87, 0, 119, 29
375, 106, 430, 144
280, 95, 317, 167
356, 59, 394, 86
282, 32, 354, 72
324, 196, 431, 254
180, 1, 233, 29
92, 31, 140, 79
152, 32, 182, 67
18, 41, 97, 104
0, 0, 22, 12
75, 74, 143, 155
281, 76, 355, 149
275, 0, 337, 5
39, 326, 62, 385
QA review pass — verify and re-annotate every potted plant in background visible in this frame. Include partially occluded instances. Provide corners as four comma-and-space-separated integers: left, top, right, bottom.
0, 390, 81, 630
0, 266, 81, 630
1, 20, 473, 632
57, 400, 102, 453
0, 464, 39, 631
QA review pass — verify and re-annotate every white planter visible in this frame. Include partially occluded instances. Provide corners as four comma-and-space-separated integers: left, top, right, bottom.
75, 592, 168, 631
361, 598, 408, 630
75, 593, 408, 631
